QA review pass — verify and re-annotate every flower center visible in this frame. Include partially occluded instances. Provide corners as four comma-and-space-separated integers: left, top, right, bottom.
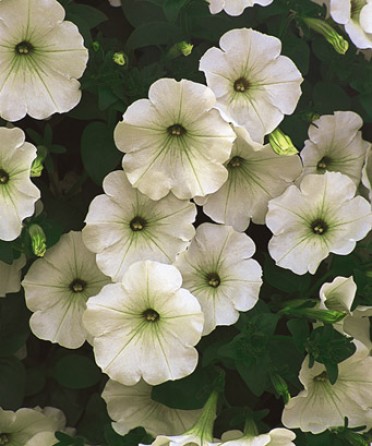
228, 156, 244, 168
313, 371, 328, 382
233, 77, 250, 93
167, 124, 187, 137
0, 434, 9, 445
316, 156, 331, 172
130, 216, 147, 231
69, 278, 87, 293
206, 272, 221, 288
311, 218, 328, 235
0, 169, 9, 185
15, 40, 34, 55
142, 309, 160, 322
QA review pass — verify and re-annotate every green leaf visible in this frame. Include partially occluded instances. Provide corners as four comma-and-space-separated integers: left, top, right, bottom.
52, 354, 102, 389
125, 21, 184, 50
305, 325, 356, 368
81, 121, 122, 185
163, 0, 188, 22
282, 32, 310, 75
0, 356, 26, 410
77, 393, 111, 444
65, 3, 108, 30
312, 81, 351, 114
263, 254, 311, 293
0, 240, 14, 264
0, 293, 30, 357
122, 0, 166, 27
151, 366, 220, 410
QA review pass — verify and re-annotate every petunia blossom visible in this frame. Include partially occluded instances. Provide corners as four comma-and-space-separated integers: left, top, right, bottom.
175, 223, 262, 335
102, 379, 202, 437
206, 0, 273, 16
195, 127, 302, 231
0, 127, 40, 241
22, 231, 110, 349
83, 260, 204, 386
114, 78, 235, 200
266, 171, 372, 275
199, 28, 303, 143
282, 345, 372, 433
300, 111, 370, 185
82, 170, 196, 282
0, 0, 89, 121
329, 0, 372, 49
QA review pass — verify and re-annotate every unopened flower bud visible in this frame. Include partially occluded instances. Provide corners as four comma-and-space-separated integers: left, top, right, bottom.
303, 17, 349, 55
91, 41, 100, 52
177, 41, 193, 56
112, 51, 127, 67
268, 128, 298, 156
31, 145, 47, 177
28, 224, 47, 257
270, 373, 290, 404
168, 41, 193, 59
113, 51, 126, 66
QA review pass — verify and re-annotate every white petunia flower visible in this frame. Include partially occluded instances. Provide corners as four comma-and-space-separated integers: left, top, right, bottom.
143, 391, 221, 446
102, 379, 202, 436
361, 145, 372, 203
114, 78, 235, 200
300, 111, 370, 185
108, 0, 121, 6
22, 231, 110, 349
82, 170, 196, 282
0, 255, 26, 297
319, 275, 357, 313
319, 276, 372, 350
83, 260, 204, 386
0, 0, 89, 121
195, 127, 302, 231
24, 432, 58, 446
199, 28, 303, 143
221, 428, 296, 446
282, 346, 372, 433
0, 127, 40, 241
175, 223, 262, 335
206, 0, 273, 16
266, 171, 372, 275
0, 407, 61, 446
329, 0, 372, 49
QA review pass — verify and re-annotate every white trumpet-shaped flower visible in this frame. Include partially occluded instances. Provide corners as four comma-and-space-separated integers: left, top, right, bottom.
82, 170, 196, 282
114, 78, 235, 200
0, 0, 88, 121
199, 28, 303, 143
83, 260, 204, 386
266, 171, 372, 275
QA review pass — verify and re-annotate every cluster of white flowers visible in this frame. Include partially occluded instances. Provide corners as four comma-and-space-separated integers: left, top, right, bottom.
0, 0, 371, 443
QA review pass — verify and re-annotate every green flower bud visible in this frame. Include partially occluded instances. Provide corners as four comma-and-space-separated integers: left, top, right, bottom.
270, 373, 290, 404
168, 41, 194, 59
303, 17, 349, 55
268, 128, 298, 156
91, 41, 100, 52
177, 41, 193, 56
113, 51, 126, 66
28, 224, 47, 257
31, 145, 47, 178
